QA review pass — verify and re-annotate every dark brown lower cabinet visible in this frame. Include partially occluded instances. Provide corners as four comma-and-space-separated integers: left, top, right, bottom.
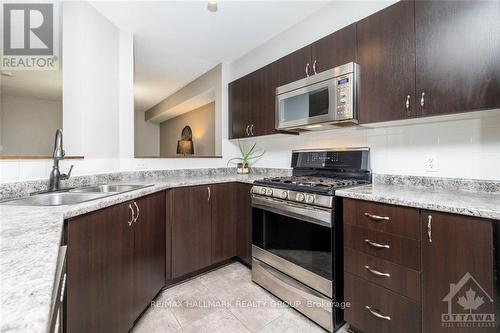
170, 183, 254, 279
211, 183, 237, 263
422, 211, 496, 333
66, 191, 166, 333
67, 201, 134, 333
236, 183, 253, 265
132, 192, 166, 319
171, 185, 212, 279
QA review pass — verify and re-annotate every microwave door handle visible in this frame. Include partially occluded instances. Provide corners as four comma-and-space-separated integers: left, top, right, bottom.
329, 80, 338, 120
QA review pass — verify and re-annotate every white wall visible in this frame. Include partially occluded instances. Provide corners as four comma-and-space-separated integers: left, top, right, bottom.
134, 110, 160, 157
1, 95, 62, 155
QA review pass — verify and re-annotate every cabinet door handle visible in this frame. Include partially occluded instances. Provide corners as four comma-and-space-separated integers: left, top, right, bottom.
245, 125, 250, 136
305, 63, 310, 77
420, 92, 425, 108
313, 60, 317, 75
427, 215, 432, 243
365, 306, 391, 321
364, 239, 390, 249
364, 213, 390, 222
250, 124, 254, 136
128, 204, 135, 227
364, 265, 391, 278
405, 95, 411, 114
207, 186, 211, 202
133, 201, 140, 223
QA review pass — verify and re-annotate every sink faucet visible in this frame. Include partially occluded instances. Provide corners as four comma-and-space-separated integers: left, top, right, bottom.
48, 129, 73, 192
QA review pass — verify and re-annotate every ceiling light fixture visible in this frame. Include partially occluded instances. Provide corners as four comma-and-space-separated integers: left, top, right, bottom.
207, 0, 218, 12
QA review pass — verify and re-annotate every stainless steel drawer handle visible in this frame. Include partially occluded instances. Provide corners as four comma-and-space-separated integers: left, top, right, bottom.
133, 201, 140, 223
245, 125, 250, 136
128, 204, 135, 227
364, 213, 390, 221
364, 239, 390, 249
364, 265, 391, 278
365, 306, 391, 321
427, 215, 432, 243
405, 94, 411, 113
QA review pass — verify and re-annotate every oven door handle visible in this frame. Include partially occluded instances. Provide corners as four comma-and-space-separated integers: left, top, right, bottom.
252, 195, 332, 228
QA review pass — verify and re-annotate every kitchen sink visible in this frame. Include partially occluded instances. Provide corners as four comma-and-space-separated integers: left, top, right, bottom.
1, 184, 152, 206
0, 192, 110, 206
69, 184, 151, 193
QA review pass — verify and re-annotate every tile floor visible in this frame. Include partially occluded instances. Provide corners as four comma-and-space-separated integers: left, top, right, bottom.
132, 262, 347, 333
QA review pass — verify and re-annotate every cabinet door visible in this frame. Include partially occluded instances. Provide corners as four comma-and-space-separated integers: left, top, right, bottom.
248, 62, 279, 137
236, 183, 253, 265
415, 1, 500, 117
132, 191, 166, 319
422, 211, 496, 333
67, 202, 134, 333
211, 183, 237, 263
171, 185, 212, 278
277, 45, 312, 87
357, 0, 416, 123
228, 77, 250, 139
311, 23, 357, 74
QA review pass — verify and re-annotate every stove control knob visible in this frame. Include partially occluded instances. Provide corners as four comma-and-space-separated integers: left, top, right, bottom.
260, 187, 267, 195
266, 188, 273, 196
280, 191, 288, 199
296, 193, 305, 202
306, 194, 315, 204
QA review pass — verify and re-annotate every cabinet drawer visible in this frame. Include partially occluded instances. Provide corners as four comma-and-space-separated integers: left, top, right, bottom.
344, 224, 420, 271
345, 272, 421, 333
344, 199, 420, 240
344, 247, 420, 302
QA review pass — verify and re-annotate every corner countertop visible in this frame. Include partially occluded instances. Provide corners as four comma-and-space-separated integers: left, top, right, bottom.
0, 174, 262, 333
336, 184, 500, 220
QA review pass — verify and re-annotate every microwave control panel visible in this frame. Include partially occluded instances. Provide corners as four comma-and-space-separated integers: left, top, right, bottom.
334, 72, 354, 120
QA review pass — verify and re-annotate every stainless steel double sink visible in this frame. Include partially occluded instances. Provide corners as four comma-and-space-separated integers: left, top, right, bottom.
1, 184, 152, 206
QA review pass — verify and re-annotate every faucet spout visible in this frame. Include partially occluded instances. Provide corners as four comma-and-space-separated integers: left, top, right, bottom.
48, 129, 72, 192
53, 128, 65, 160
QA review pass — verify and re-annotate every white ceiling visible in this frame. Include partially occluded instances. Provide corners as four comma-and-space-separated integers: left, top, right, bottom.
90, 1, 330, 113
0, 70, 62, 101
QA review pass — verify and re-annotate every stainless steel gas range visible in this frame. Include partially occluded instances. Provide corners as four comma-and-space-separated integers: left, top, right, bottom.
251, 148, 371, 332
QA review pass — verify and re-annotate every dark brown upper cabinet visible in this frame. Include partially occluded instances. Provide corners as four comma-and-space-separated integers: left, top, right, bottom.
415, 0, 500, 117
228, 77, 250, 139
421, 211, 496, 333
248, 63, 279, 137
228, 62, 279, 139
357, 0, 416, 124
311, 23, 357, 75
276, 45, 312, 86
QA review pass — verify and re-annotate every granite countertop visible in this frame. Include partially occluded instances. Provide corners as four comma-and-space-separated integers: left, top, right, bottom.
336, 184, 500, 220
0, 174, 265, 333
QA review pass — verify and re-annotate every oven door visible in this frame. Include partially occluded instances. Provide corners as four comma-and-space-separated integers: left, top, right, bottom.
252, 195, 333, 297
276, 78, 336, 130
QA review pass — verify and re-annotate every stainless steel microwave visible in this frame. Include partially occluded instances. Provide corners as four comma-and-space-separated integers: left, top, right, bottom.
276, 62, 358, 131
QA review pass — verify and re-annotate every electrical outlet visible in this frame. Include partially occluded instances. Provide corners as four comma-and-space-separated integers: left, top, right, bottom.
425, 155, 439, 172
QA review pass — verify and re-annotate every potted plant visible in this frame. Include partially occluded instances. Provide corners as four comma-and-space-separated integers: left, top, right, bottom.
227, 141, 265, 174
